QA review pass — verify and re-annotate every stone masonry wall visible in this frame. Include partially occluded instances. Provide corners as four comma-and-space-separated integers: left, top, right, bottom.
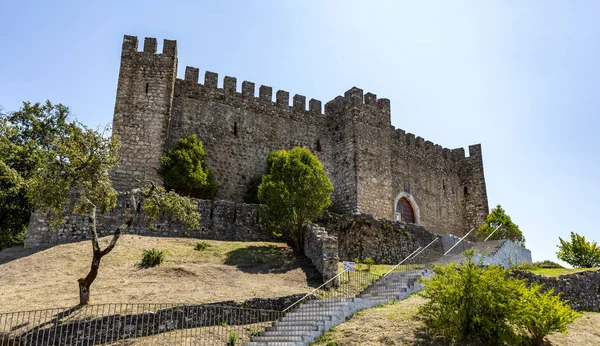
316, 212, 444, 264
26, 197, 273, 247
304, 224, 339, 285
111, 36, 178, 192
110, 35, 490, 237
512, 270, 600, 312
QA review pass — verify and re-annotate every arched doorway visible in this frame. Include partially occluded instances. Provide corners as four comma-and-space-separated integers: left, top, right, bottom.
394, 192, 420, 224
396, 198, 415, 223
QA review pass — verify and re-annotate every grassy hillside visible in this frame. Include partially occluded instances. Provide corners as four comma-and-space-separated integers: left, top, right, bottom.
313, 295, 600, 346
0, 235, 321, 312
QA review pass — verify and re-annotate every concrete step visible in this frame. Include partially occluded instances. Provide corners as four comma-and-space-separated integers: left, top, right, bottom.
243, 342, 304, 346
273, 320, 324, 327
251, 335, 308, 343
262, 330, 321, 338
266, 325, 320, 332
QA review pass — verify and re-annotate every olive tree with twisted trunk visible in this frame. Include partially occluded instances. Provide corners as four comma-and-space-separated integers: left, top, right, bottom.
26, 122, 199, 305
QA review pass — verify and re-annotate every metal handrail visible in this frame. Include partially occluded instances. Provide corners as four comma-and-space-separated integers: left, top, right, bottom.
410, 237, 440, 260
444, 227, 475, 255
484, 224, 502, 241
382, 247, 422, 278
282, 269, 350, 313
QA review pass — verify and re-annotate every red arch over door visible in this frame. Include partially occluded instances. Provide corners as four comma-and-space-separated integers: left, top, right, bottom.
396, 197, 415, 223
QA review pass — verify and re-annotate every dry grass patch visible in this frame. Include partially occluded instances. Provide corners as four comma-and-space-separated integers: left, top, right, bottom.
312, 295, 600, 346
0, 235, 320, 312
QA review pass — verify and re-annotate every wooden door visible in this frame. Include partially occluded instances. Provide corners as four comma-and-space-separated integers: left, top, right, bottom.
396, 197, 415, 223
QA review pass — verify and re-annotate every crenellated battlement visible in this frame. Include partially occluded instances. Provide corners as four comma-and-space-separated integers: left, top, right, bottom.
394, 128, 477, 163
111, 34, 489, 239
180, 66, 325, 115
121, 35, 177, 57
324, 87, 391, 116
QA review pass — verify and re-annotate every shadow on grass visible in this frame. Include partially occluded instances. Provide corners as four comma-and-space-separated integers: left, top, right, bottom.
224, 245, 321, 282
0, 245, 53, 265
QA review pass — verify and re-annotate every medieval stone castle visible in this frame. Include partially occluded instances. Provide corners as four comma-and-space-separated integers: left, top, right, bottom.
111, 35, 489, 237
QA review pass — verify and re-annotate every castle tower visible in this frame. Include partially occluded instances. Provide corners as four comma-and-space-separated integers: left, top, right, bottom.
325, 87, 394, 219
460, 144, 490, 233
111, 36, 178, 192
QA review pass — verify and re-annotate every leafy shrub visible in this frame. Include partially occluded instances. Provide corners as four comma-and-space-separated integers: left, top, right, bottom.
227, 331, 238, 345
363, 258, 375, 272
194, 241, 210, 251
557, 231, 600, 268
158, 134, 217, 200
325, 343, 338, 346
257, 147, 333, 251
249, 329, 262, 337
419, 249, 580, 345
141, 248, 165, 267
419, 250, 521, 345
535, 260, 563, 269
353, 257, 361, 271
513, 283, 581, 345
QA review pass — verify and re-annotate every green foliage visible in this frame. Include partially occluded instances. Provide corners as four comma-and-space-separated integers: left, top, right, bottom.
419, 249, 522, 345
535, 260, 564, 269
477, 204, 525, 246
513, 260, 564, 271
419, 249, 580, 345
257, 147, 333, 250
26, 122, 119, 229
141, 186, 200, 231
227, 331, 238, 346
0, 101, 70, 249
158, 135, 217, 200
249, 329, 262, 337
194, 241, 210, 251
363, 258, 375, 272
557, 231, 600, 268
325, 343, 338, 346
141, 248, 165, 267
512, 283, 581, 345
243, 174, 263, 204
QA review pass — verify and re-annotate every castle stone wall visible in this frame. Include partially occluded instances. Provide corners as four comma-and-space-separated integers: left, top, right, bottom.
107, 35, 490, 237
512, 270, 600, 312
25, 198, 274, 248
316, 212, 444, 264
111, 36, 178, 192
304, 224, 339, 285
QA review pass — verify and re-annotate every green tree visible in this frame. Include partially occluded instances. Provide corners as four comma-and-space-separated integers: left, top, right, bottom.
158, 134, 217, 200
0, 101, 70, 250
258, 147, 333, 251
419, 250, 522, 345
419, 250, 580, 345
512, 283, 581, 345
27, 122, 199, 305
556, 231, 600, 268
477, 204, 525, 246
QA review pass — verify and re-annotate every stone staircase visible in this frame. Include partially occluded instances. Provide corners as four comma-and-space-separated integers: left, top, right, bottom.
243, 268, 431, 346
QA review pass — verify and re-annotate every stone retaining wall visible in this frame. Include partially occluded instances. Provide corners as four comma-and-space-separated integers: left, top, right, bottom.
511, 269, 600, 312
25, 197, 274, 247
304, 224, 339, 285
316, 212, 444, 264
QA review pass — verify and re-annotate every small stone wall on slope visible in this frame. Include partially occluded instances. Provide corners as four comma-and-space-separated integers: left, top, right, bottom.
477, 240, 531, 268
26, 197, 275, 247
304, 224, 339, 285
316, 212, 444, 264
511, 269, 600, 312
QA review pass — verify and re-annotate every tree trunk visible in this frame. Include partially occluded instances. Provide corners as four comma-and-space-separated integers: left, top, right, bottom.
77, 206, 128, 306
78, 252, 101, 306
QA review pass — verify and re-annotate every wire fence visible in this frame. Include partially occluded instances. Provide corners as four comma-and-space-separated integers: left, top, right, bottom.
1, 239, 449, 345
0, 304, 282, 345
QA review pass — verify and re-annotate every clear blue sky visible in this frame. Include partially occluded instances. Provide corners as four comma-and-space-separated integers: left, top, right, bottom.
1, 1, 599, 264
